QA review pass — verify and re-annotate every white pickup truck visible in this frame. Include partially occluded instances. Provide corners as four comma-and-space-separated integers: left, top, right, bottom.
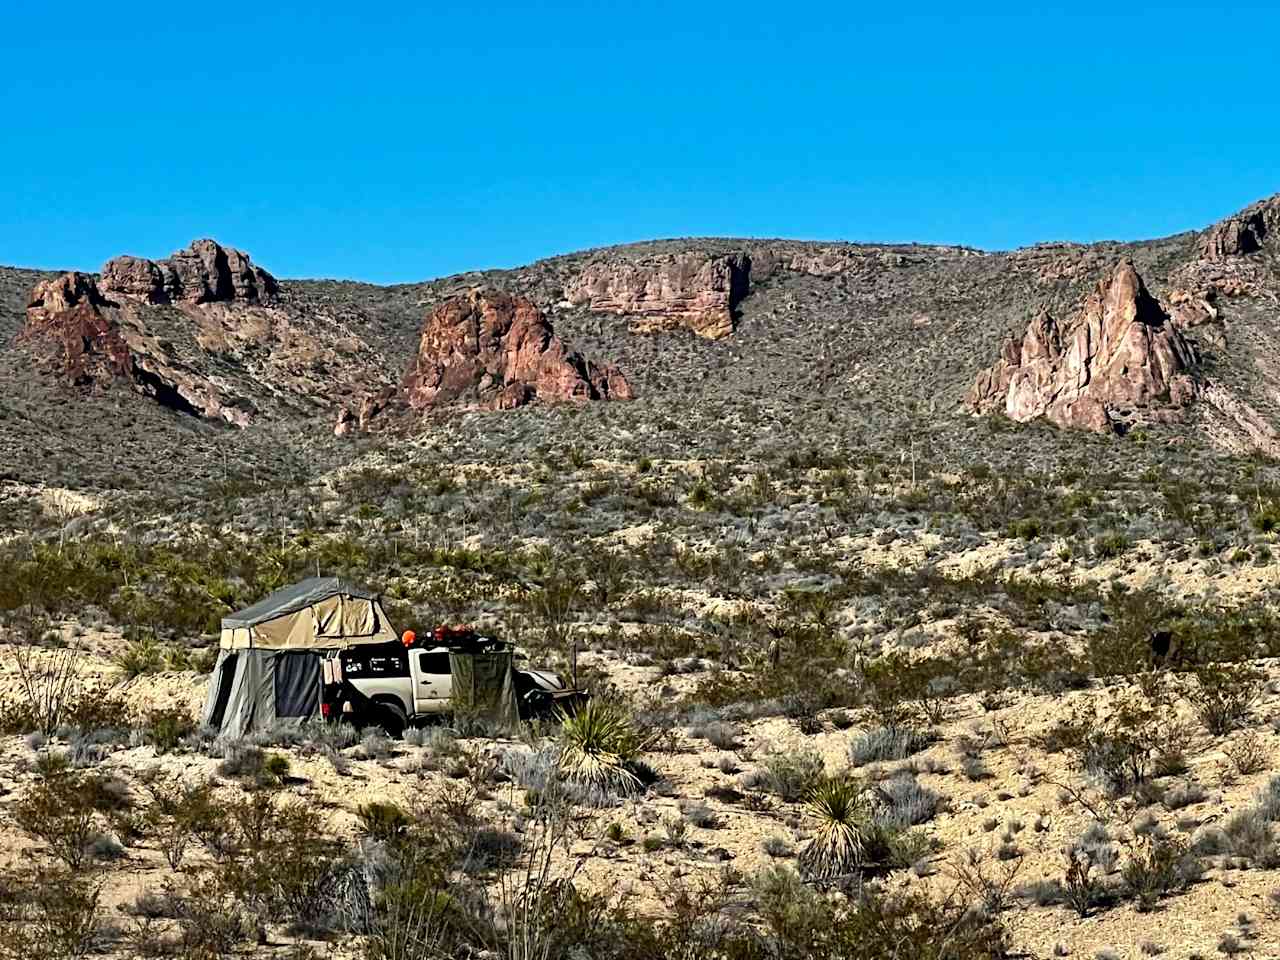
321, 637, 580, 734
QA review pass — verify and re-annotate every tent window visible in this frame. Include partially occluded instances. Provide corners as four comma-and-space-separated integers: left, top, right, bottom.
274, 652, 320, 718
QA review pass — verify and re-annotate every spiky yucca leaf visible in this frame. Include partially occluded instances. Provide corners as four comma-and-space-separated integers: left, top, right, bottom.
798, 776, 871, 879
556, 700, 643, 794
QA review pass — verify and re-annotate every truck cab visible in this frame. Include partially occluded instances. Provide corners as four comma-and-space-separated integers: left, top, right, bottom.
322, 628, 584, 735
333, 643, 455, 721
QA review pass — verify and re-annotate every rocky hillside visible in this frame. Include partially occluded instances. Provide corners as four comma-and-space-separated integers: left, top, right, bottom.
2, 195, 1279, 490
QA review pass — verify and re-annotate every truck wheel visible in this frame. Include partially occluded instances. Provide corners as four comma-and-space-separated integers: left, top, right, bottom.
374, 700, 407, 738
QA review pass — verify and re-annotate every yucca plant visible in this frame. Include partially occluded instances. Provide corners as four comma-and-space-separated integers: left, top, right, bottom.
555, 700, 644, 794
798, 776, 872, 880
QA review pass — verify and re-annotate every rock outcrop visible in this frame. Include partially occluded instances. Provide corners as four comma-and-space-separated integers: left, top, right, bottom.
968, 261, 1199, 433
1200, 195, 1279, 260
22, 272, 251, 426
23, 273, 131, 385
402, 289, 633, 411
565, 252, 750, 339
101, 239, 278, 305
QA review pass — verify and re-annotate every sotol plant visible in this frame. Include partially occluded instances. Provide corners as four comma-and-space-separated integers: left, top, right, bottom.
555, 700, 645, 794
798, 776, 872, 880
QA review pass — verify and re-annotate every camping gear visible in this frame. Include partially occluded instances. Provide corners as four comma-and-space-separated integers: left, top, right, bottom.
201, 577, 396, 737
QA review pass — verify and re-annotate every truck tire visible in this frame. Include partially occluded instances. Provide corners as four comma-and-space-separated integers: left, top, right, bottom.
373, 698, 407, 738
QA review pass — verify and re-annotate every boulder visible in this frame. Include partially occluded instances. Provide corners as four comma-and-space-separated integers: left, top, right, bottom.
402, 289, 633, 410
101, 239, 278, 304
968, 260, 1198, 432
564, 252, 750, 339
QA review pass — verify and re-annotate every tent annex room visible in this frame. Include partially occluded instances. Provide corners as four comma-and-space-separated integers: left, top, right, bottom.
202, 577, 397, 737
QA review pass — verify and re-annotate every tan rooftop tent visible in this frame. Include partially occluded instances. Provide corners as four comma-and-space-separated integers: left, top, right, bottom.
203, 578, 397, 737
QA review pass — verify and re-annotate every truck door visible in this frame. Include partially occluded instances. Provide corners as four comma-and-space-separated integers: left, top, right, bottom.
414, 650, 453, 713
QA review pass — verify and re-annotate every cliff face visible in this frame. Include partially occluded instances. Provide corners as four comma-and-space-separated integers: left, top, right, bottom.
564, 252, 751, 339
968, 261, 1199, 433
402, 288, 632, 412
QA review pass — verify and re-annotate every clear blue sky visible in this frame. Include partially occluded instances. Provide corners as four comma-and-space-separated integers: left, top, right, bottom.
2, 2, 1276, 283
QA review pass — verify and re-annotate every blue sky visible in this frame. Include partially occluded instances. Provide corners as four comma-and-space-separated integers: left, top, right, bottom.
1, 2, 1276, 283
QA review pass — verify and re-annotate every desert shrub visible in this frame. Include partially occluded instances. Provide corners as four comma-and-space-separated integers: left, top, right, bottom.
1224, 732, 1270, 776
356, 802, 413, 845
1161, 780, 1207, 812
357, 728, 397, 760
142, 779, 212, 870
1255, 776, 1280, 820
1, 646, 81, 735
687, 717, 741, 750
208, 793, 350, 930
112, 637, 166, 679
1223, 809, 1276, 866
762, 836, 794, 858
362, 841, 468, 959
1183, 661, 1264, 735
862, 652, 957, 725
136, 705, 196, 755
751, 866, 1008, 959
10, 767, 122, 870
0, 868, 105, 959
1093, 530, 1130, 559
849, 725, 935, 766
752, 749, 825, 803
874, 774, 942, 831
797, 777, 872, 880
1060, 846, 1103, 918
680, 802, 719, 830
217, 742, 291, 788
1120, 832, 1202, 911
1057, 689, 1188, 798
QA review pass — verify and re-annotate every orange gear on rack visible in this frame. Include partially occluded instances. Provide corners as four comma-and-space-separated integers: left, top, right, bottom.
401, 630, 416, 648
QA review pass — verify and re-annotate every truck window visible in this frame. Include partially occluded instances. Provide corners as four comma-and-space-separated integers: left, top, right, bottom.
418, 651, 451, 675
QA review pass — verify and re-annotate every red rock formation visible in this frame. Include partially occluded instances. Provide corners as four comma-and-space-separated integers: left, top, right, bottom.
1200, 195, 1279, 260
564, 252, 750, 339
402, 289, 633, 411
23, 274, 131, 385
968, 261, 1198, 432
101, 239, 278, 305
21, 272, 251, 426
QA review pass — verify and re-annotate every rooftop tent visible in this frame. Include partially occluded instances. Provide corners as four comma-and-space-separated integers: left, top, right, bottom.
202, 577, 397, 737
218, 576, 396, 650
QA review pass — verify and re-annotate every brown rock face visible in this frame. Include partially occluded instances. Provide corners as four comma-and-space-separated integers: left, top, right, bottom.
1200, 196, 1279, 260
564, 252, 750, 339
968, 261, 1198, 432
101, 239, 278, 304
402, 289, 633, 411
24, 274, 131, 384
22, 272, 251, 426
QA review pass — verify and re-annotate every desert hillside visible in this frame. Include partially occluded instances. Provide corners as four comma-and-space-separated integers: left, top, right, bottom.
2, 196, 1280, 958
